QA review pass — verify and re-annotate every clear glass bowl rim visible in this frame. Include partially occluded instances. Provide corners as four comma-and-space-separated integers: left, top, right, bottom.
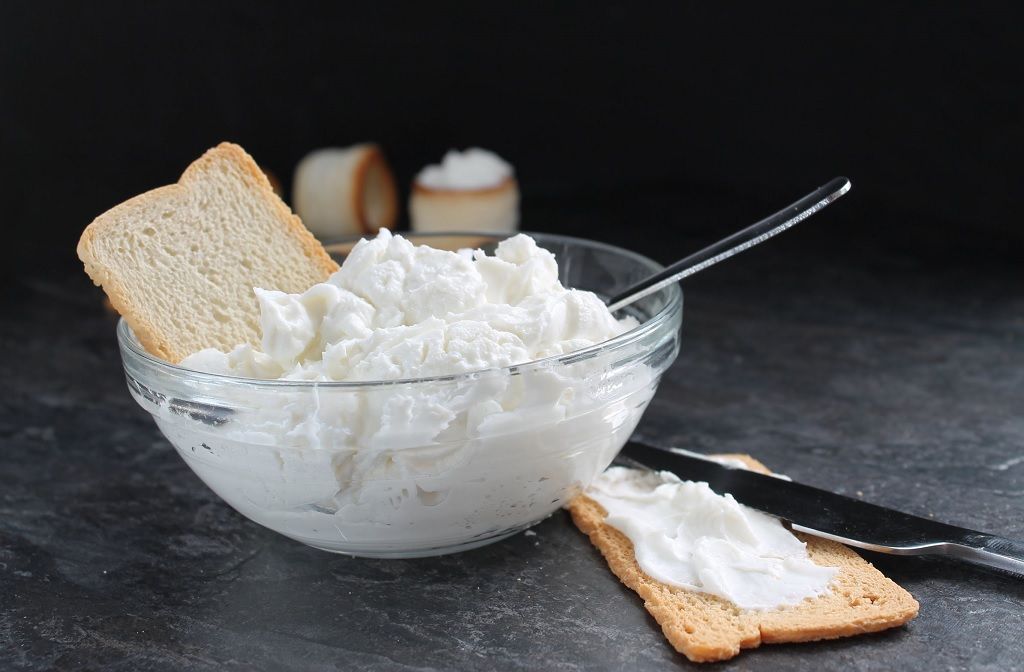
117, 230, 683, 390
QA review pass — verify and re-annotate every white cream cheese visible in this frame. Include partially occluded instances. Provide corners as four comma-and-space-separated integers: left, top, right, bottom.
163, 231, 658, 554
586, 467, 838, 610
415, 148, 513, 190
183, 230, 631, 381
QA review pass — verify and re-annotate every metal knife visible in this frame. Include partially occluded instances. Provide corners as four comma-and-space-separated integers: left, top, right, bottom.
619, 442, 1024, 576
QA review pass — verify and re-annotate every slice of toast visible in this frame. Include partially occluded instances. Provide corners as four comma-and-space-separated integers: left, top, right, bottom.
78, 142, 339, 363
567, 454, 919, 663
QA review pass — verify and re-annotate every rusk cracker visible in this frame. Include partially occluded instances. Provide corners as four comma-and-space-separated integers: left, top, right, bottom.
78, 143, 338, 363
567, 454, 918, 663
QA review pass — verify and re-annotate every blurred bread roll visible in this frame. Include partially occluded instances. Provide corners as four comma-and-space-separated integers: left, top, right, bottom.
410, 148, 519, 233
293, 144, 398, 239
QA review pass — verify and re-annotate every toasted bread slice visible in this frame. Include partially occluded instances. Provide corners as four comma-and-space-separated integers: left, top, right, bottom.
78, 143, 338, 363
567, 454, 919, 663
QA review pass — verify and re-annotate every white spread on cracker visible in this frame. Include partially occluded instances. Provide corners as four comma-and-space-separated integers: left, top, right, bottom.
415, 148, 512, 190
586, 467, 838, 610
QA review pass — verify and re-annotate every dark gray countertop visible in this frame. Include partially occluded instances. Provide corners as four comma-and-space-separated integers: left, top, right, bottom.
3, 228, 1023, 671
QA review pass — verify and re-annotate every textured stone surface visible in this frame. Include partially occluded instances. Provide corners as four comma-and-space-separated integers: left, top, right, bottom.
3, 230, 1023, 670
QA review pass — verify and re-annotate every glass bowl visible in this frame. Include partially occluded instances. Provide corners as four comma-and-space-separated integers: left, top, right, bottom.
119, 232, 682, 557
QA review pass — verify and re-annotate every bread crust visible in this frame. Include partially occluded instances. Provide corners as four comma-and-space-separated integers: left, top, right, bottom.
77, 143, 338, 362
566, 454, 919, 663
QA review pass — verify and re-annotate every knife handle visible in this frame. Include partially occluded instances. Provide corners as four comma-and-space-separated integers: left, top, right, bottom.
944, 533, 1024, 577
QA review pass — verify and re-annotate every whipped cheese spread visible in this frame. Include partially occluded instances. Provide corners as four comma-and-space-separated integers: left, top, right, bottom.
586, 467, 837, 610
415, 148, 512, 190
183, 230, 633, 380
156, 231, 662, 554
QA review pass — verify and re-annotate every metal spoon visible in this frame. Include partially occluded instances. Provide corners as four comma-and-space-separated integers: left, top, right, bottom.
605, 177, 852, 312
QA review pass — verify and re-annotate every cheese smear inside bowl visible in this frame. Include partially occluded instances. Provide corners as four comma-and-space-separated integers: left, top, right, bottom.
119, 232, 682, 557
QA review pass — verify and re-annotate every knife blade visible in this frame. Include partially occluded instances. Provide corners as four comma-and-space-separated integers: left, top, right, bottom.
619, 442, 1024, 577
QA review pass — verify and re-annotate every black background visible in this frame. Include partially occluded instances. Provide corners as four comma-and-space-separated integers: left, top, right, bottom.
2, 2, 1022, 279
